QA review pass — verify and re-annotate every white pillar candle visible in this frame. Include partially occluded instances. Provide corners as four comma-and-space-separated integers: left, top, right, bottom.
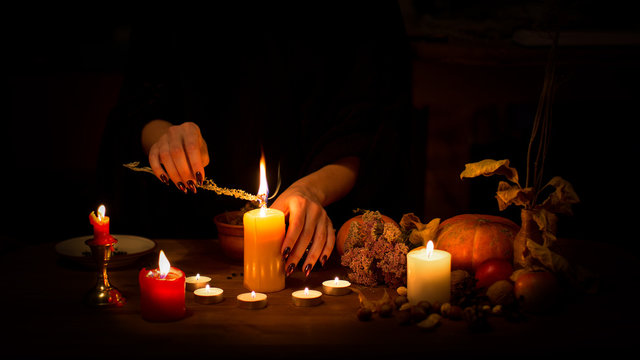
291, 287, 323, 307
194, 284, 224, 304
237, 291, 268, 309
407, 240, 451, 305
185, 273, 212, 292
322, 277, 351, 296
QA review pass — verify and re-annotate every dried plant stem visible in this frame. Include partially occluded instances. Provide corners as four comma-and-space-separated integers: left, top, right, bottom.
123, 162, 260, 202
526, 32, 559, 204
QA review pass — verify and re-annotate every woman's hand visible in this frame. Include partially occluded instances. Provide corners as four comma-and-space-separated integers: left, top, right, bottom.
271, 183, 335, 277
142, 120, 209, 193
271, 157, 360, 277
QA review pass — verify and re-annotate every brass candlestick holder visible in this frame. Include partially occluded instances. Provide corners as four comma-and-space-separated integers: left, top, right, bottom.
85, 238, 126, 307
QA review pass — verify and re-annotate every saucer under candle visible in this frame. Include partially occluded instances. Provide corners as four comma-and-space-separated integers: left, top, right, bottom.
194, 284, 224, 304
292, 287, 322, 307
322, 277, 351, 296
186, 273, 211, 291
237, 291, 267, 309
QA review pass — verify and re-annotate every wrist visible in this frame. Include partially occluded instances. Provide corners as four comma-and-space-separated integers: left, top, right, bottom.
141, 119, 173, 154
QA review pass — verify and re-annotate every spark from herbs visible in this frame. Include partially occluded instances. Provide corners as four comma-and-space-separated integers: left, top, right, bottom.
340, 210, 409, 288
123, 162, 260, 202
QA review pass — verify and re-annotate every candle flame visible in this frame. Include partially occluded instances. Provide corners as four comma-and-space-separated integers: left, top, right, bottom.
97, 204, 106, 222
158, 250, 170, 278
257, 152, 268, 209
426, 240, 434, 259
251, 291, 256, 299
195, 273, 200, 280
334, 277, 339, 285
304, 287, 309, 296
205, 284, 210, 293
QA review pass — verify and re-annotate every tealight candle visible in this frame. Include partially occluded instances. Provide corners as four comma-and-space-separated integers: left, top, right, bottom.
194, 284, 224, 304
185, 273, 211, 291
322, 277, 351, 296
292, 287, 323, 307
237, 291, 268, 309
138, 250, 186, 322
407, 240, 451, 305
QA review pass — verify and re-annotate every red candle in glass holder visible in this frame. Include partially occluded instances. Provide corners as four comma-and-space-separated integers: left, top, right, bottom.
88, 205, 116, 246
139, 250, 186, 322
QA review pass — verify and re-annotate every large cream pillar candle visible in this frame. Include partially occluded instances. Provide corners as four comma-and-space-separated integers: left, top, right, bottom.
407, 240, 451, 305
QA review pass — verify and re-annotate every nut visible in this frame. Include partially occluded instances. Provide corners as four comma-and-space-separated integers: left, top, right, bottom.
396, 286, 408, 296
417, 313, 442, 331
486, 280, 515, 306
440, 302, 452, 317
394, 295, 408, 309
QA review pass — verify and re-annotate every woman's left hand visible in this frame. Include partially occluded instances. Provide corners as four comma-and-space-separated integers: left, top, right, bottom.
271, 182, 335, 277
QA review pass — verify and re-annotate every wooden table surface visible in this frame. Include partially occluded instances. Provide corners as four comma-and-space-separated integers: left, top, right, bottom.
1, 237, 637, 359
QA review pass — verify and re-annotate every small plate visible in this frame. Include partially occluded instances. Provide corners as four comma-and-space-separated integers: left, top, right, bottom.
56, 234, 157, 269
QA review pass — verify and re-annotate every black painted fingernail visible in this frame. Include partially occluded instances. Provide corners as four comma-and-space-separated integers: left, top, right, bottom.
177, 182, 187, 194
304, 263, 312, 277
196, 172, 203, 186
187, 180, 197, 194
160, 174, 170, 185
286, 263, 295, 277
321, 255, 328, 267
282, 247, 291, 262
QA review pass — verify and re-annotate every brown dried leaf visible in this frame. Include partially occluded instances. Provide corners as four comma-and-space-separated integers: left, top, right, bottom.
532, 208, 558, 247
495, 181, 535, 210
460, 159, 520, 186
526, 239, 598, 293
540, 176, 580, 215
399, 213, 422, 231
408, 217, 441, 246
352, 288, 376, 312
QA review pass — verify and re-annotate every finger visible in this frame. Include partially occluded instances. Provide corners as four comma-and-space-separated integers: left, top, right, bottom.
278, 198, 301, 260
318, 219, 335, 267
168, 134, 196, 193
159, 147, 187, 193
302, 216, 328, 277
148, 145, 169, 185
184, 135, 205, 187
285, 204, 320, 276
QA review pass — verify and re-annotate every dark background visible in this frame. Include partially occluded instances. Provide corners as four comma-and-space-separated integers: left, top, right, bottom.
6, 1, 640, 253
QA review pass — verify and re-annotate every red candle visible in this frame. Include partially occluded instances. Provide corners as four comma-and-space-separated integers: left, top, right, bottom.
88, 205, 116, 246
139, 250, 186, 322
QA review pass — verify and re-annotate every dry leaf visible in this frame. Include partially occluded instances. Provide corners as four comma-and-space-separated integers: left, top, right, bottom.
352, 288, 376, 312
460, 159, 520, 186
532, 208, 558, 247
540, 176, 580, 215
399, 214, 441, 246
526, 239, 599, 293
495, 181, 535, 211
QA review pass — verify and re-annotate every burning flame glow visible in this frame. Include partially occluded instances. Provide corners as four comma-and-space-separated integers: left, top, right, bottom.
304, 287, 309, 296
251, 291, 256, 299
97, 205, 106, 222
426, 240, 434, 259
257, 152, 268, 209
205, 284, 210, 293
334, 277, 339, 285
158, 250, 170, 278
195, 273, 200, 280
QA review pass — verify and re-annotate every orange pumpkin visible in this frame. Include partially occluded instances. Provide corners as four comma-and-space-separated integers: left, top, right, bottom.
435, 214, 519, 271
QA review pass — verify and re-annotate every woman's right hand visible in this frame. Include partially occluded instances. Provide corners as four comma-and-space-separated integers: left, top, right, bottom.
143, 120, 210, 193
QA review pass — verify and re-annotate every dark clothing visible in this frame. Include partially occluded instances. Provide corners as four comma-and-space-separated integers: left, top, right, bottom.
97, 3, 412, 238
